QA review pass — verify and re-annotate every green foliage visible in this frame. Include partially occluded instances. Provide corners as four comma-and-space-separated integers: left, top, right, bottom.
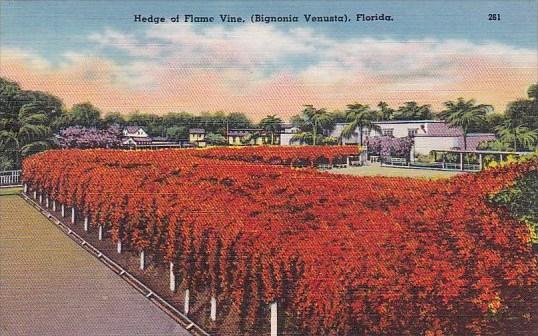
490, 169, 538, 244
495, 122, 538, 152
103, 112, 127, 127
321, 136, 339, 145
0, 77, 63, 168
393, 101, 433, 120
70, 102, 102, 128
377, 101, 395, 121
205, 132, 228, 145
0, 155, 15, 170
342, 103, 380, 146
165, 126, 188, 140
291, 131, 323, 145
439, 98, 492, 150
259, 114, 282, 145
477, 140, 512, 151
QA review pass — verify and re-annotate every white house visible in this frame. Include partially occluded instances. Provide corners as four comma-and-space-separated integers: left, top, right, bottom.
189, 128, 207, 147
328, 120, 496, 157
279, 123, 301, 146
122, 126, 149, 138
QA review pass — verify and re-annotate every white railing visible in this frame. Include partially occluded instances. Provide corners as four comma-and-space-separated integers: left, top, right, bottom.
0, 170, 22, 186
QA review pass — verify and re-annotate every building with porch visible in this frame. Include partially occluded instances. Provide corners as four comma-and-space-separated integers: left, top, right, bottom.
329, 120, 496, 158
122, 126, 149, 138
189, 128, 207, 147
279, 123, 301, 146
227, 129, 272, 145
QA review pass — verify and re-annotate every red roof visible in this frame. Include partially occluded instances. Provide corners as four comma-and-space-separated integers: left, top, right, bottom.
455, 134, 496, 150
419, 123, 463, 137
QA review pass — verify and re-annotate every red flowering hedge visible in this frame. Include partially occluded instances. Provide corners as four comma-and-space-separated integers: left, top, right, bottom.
22, 149, 538, 335
191, 145, 361, 165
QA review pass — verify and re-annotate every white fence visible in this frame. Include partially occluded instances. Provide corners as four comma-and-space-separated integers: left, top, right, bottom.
0, 170, 21, 186
23, 184, 279, 335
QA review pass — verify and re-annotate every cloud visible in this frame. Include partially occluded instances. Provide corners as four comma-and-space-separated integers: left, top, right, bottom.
1, 24, 536, 120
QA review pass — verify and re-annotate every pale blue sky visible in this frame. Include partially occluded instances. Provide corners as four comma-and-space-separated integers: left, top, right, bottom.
2, 0, 537, 63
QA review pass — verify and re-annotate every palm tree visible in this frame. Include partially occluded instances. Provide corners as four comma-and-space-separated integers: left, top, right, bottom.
377, 101, 394, 121
259, 114, 282, 145
302, 105, 332, 146
394, 102, 432, 120
495, 122, 538, 152
440, 98, 492, 150
0, 105, 57, 167
341, 103, 381, 146
528, 83, 538, 101
290, 131, 314, 145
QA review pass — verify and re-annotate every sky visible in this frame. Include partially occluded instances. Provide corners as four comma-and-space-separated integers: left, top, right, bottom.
1, 0, 537, 121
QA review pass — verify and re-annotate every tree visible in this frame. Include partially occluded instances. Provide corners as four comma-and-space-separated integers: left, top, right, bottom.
165, 126, 188, 141
103, 112, 127, 127
58, 126, 121, 148
0, 105, 57, 168
439, 98, 492, 150
259, 114, 282, 145
366, 136, 414, 160
70, 102, 102, 128
302, 105, 333, 146
377, 101, 394, 121
393, 102, 433, 120
506, 99, 537, 131
495, 122, 538, 152
527, 83, 538, 101
0, 77, 64, 168
290, 131, 321, 145
205, 132, 228, 146
341, 103, 381, 146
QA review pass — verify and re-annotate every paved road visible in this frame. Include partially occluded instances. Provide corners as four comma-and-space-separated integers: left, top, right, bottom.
0, 195, 189, 336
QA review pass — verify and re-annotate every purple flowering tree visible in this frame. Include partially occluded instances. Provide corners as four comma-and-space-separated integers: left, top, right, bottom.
58, 126, 121, 149
366, 136, 414, 160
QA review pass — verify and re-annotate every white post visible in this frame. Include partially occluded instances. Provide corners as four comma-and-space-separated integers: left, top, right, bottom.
184, 289, 190, 315
116, 240, 122, 254
210, 296, 217, 321
39, 193, 43, 204
84, 216, 89, 232
33, 190, 37, 199
52, 200, 56, 212
459, 152, 464, 171
24, 183, 28, 193
479, 153, 483, 170
98, 225, 103, 240
169, 262, 176, 292
46, 197, 50, 208
271, 301, 278, 336
71, 207, 76, 224
140, 250, 145, 270
61, 204, 65, 217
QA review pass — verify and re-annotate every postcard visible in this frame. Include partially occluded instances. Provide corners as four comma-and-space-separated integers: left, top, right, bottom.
1, 1, 537, 335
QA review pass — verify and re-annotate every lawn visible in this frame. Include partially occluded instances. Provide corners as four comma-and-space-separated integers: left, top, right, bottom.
328, 164, 463, 179
0, 186, 22, 196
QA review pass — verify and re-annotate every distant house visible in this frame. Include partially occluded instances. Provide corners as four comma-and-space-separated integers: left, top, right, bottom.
330, 120, 496, 158
121, 126, 184, 149
122, 137, 153, 147
227, 129, 271, 145
279, 123, 301, 146
122, 126, 149, 138
189, 128, 207, 147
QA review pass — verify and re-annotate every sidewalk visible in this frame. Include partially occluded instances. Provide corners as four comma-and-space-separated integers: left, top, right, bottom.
0, 195, 190, 336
